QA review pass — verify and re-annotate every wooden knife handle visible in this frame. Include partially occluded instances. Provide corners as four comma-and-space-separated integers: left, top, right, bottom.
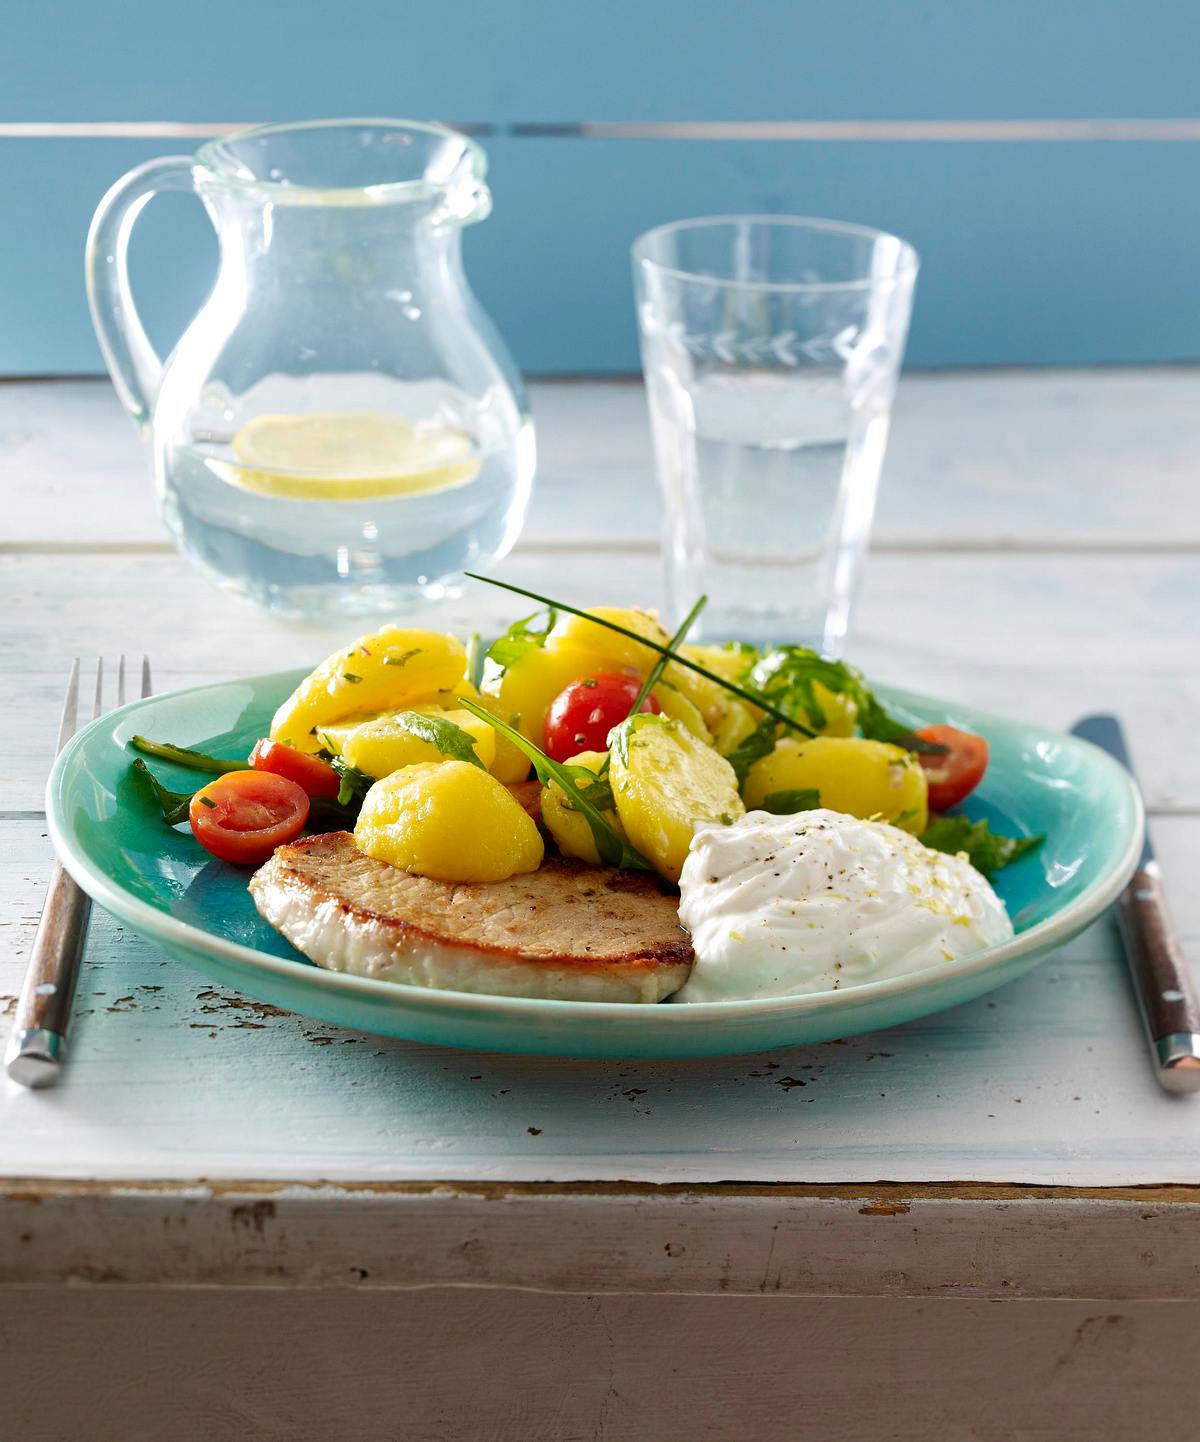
1117, 862, 1200, 1065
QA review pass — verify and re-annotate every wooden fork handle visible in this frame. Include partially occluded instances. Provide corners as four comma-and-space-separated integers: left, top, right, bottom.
4, 861, 91, 1086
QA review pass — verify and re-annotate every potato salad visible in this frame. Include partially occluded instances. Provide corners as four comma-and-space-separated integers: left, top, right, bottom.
128, 582, 1043, 1001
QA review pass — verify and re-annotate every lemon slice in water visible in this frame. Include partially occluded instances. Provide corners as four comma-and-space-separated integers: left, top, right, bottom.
225, 411, 480, 501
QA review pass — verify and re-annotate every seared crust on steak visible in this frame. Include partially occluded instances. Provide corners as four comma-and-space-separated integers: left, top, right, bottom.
250, 832, 693, 1002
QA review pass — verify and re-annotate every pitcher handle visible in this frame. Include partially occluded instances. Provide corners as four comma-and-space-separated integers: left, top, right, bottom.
85, 156, 197, 434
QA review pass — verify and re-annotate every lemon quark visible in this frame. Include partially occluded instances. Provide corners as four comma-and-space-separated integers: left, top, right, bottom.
674, 808, 1013, 1002
217, 411, 481, 501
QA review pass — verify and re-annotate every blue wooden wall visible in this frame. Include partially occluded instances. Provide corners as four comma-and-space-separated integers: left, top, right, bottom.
4, 0, 1200, 374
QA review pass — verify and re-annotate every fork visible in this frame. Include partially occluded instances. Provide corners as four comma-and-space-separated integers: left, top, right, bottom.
5, 656, 152, 1088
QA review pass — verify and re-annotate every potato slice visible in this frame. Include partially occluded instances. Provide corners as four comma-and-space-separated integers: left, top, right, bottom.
802, 682, 859, 737
679, 642, 757, 686
610, 716, 744, 883
743, 736, 928, 834
470, 693, 532, 784
541, 750, 626, 865
546, 606, 671, 673
710, 697, 760, 756
656, 657, 730, 733
338, 707, 497, 778
271, 628, 467, 751
650, 683, 712, 743
355, 761, 543, 883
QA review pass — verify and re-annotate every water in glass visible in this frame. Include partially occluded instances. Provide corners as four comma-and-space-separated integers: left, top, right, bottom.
634, 217, 918, 652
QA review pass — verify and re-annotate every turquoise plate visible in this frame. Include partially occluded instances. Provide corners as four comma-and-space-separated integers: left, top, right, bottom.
47, 671, 1143, 1058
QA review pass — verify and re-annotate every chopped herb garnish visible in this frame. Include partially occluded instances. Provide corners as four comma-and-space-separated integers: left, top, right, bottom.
382, 649, 422, 669
759, 788, 821, 815
342, 672, 363, 684
580, 678, 598, 688
920, 815, 1044, 877
198, 794, 217, 809
458, 697, 650, 870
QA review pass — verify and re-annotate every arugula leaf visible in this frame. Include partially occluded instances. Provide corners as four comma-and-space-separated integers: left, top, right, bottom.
724, 716, 781, 785
328, 756, 374, 809
759, 788, 821, 815
457, 698, 650, 870
856, 696, 944, 754
133, 750, 370, 833
566, 767, 616, 813
131, 758, 195, 826
485, 607, 557, 674
130, 735, 247, 775
749, 647, 853, 731
920, 816, 1044, 877
388, 711, 487, 770
748, 647, 945, 755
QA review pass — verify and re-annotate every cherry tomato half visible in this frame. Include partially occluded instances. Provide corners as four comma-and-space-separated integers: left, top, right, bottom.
249, 737, 340, 800
189, 770, 310, 866
916, 724, 989, 811
543, 674, 661, 762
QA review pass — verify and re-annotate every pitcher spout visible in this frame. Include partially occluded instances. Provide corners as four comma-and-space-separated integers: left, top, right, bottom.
194, 118, 491, 226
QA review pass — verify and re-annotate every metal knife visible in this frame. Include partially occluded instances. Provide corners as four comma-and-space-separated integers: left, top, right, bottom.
1072, 715, 1200, 1093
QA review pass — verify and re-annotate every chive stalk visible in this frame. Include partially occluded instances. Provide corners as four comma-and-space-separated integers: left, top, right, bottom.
463, 572, 816, 739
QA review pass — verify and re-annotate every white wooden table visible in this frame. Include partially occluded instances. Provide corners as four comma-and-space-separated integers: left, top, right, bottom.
3, 373, 1199, 1440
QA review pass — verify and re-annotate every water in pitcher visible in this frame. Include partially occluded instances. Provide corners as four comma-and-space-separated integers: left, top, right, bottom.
157, 373, 534, 617
647, 368, 888, 652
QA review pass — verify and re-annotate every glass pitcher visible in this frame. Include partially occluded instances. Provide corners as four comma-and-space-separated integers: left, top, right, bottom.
86, 119, 534, 617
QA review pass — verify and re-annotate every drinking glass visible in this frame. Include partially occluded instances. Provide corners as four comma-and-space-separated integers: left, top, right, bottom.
632, 216, 918, 651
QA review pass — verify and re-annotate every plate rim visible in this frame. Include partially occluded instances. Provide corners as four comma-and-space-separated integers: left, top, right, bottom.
46, 670, 1145, 1028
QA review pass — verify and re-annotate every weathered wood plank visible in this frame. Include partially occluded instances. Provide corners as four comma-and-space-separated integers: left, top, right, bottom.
5, 372, 1200, 548
3, 1183, 1199, 1300
6, 549, 1194, 680
2, 1289, 1198, 1442
2, 817, 1197, 1187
